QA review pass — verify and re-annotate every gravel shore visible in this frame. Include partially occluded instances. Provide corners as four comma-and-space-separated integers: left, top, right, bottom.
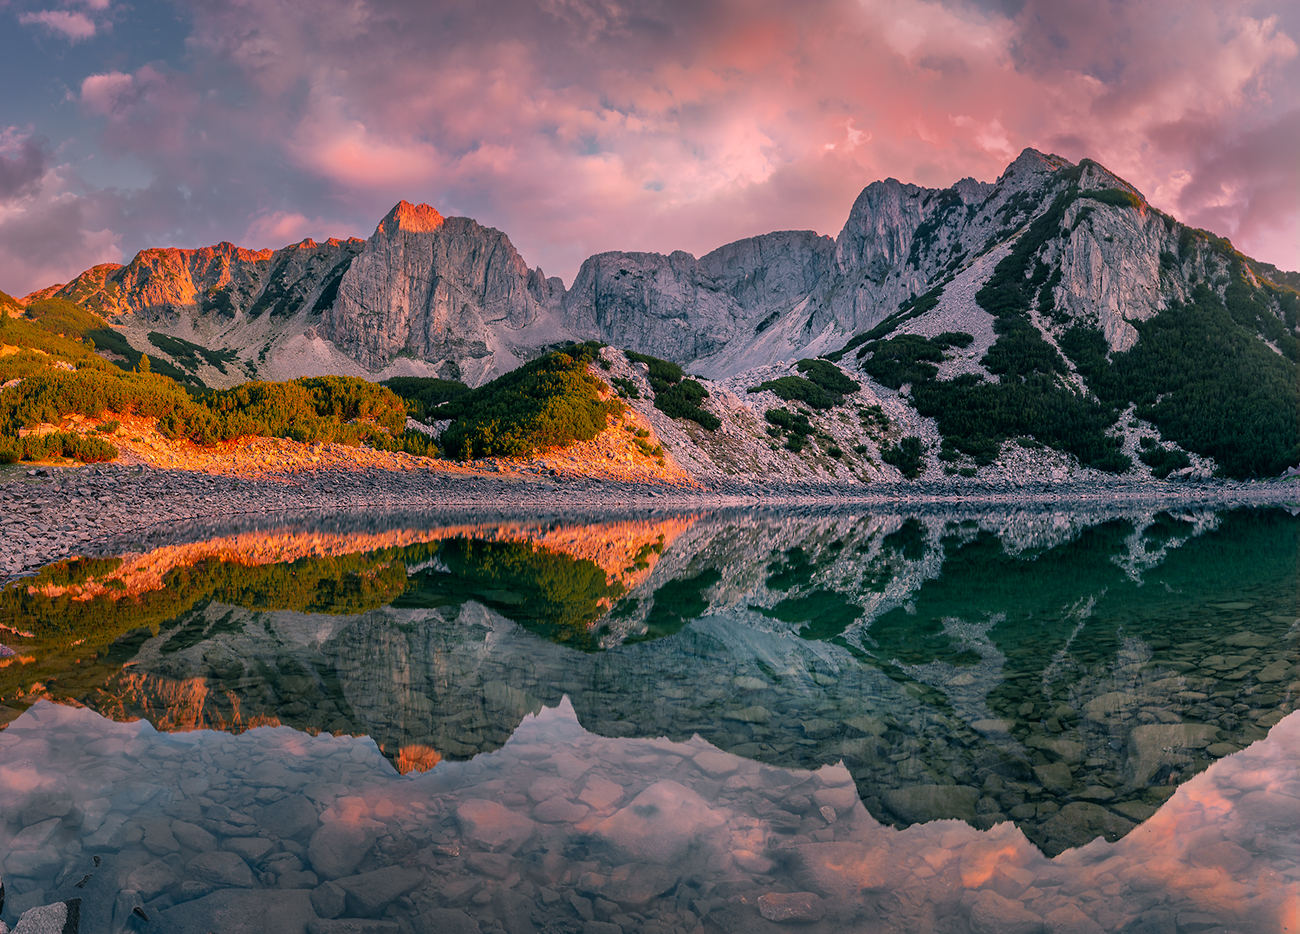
2, 461, 1296, 582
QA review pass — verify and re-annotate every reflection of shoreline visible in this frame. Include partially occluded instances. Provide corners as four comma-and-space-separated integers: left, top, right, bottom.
19, 515, 700, 603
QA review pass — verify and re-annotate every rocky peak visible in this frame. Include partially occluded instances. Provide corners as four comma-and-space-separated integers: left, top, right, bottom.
321, 209, 556, 378
997, 148, 1073, 184
377, 201, 445, 236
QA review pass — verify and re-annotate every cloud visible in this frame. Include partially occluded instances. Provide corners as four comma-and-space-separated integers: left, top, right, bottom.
0, 161, 123, 297
0, 130, 52, 200
4, 0, 1295, 297
18, 9, 98, 41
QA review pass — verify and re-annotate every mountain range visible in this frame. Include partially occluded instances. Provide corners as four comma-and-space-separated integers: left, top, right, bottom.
8, 148, 1300, 479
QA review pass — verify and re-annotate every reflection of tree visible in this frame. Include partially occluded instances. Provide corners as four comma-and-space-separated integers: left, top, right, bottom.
397, 538, 626, 650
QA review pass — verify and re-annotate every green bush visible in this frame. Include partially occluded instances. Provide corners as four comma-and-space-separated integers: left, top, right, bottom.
795, 358, 859, 395
435, 342, 622, 459
625, 350, 683, 391
379, 376, 469, 420
750, 376, 838, 409
882, 436, 926, 479
766, 408, 813, 436
1062, 279, 1300, 477
1139, 445, 1192, 479
1083, 188, 1143, 209
611, 377, 640, 399
655, 379, 720, 429
623, 349, 718, 429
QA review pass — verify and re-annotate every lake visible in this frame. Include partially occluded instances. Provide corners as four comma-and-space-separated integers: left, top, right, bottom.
0, 506, 1297, 933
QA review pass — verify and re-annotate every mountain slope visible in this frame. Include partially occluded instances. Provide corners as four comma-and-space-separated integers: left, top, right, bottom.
20, 149, 1300, 477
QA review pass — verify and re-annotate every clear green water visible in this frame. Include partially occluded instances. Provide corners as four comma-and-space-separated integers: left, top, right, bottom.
0, 506, 1296, 932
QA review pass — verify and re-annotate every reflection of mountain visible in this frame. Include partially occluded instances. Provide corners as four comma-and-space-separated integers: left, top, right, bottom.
4, 508, 1297, 855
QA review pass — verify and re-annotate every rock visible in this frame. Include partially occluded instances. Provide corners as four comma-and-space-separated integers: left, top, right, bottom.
533, 797, 588, 823
578, 777, 625, 811
496, 890, 535, 934
591, 780, 726, 863
881, 784, 980, 824
4, 846, 62, 879
158, 889, 315, 934
307, 817, 383, 879
526, 776, 574, 803
325, 205, 552, 374
1237, 790, 1300, 828
278, 870, 320, 889
1039, 803, 1136, 852
310, 881, 347, 919
1044, 904, 1106, 934
1189, 840, 1253, 873
811, 784, 857, 812
141, 817, 181, 854
225, 837, 275, 863
8, 900, 82, 934
456, 799, 536, 853
307, 921, 401, 934
334, 866, 424, 916
261, 795, 320, 840
969, 890, 1044, 934
1033, 762, 1074, 794
466, 851, 513, 879
583, 923, 622, 934
186, 851, 255, 888
549, 752, 592, 781
576, 863, 679, 907
757, 892, 826, 922
171, 820, 217, 851
10, 817, 62, 850
693, 751, 739, 777
1127, 724, 1220, 786
1256, 660, 1294, 683
127, 857, 182, 899
782, 843, 902, 897
414, 909, 480, 934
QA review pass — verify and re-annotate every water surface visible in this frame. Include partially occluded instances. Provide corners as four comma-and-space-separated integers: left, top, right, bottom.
0, 506, 1296, 932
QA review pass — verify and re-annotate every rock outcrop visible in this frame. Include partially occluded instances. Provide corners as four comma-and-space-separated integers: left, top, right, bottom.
322, 202, 563, 382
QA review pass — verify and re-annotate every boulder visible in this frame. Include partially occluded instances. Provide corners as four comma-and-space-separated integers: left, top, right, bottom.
456, 799, 536, 853
307, 817, 383, 879
969, 890, 1044, 934
881, 784, 980, 824
591, 780, 725, 863
158, 889, 315, 934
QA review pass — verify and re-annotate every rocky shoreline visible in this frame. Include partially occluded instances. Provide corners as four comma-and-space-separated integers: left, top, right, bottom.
1, 461, 1296, 581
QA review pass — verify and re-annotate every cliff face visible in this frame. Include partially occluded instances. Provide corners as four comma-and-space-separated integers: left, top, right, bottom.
27, 151, 1298, 436
321, 202, 560, 377
48, 238, 365, 324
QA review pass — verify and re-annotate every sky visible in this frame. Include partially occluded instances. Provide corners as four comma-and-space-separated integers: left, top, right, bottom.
1, 0, 1297, 298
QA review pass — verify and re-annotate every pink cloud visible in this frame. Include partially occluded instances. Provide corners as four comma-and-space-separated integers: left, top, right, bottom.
18, 9, 97, 41
5, 0, 1294, 300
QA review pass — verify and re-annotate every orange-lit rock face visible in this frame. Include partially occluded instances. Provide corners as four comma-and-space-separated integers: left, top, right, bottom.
379, 200, 445, 235
396, 744, 442, 774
